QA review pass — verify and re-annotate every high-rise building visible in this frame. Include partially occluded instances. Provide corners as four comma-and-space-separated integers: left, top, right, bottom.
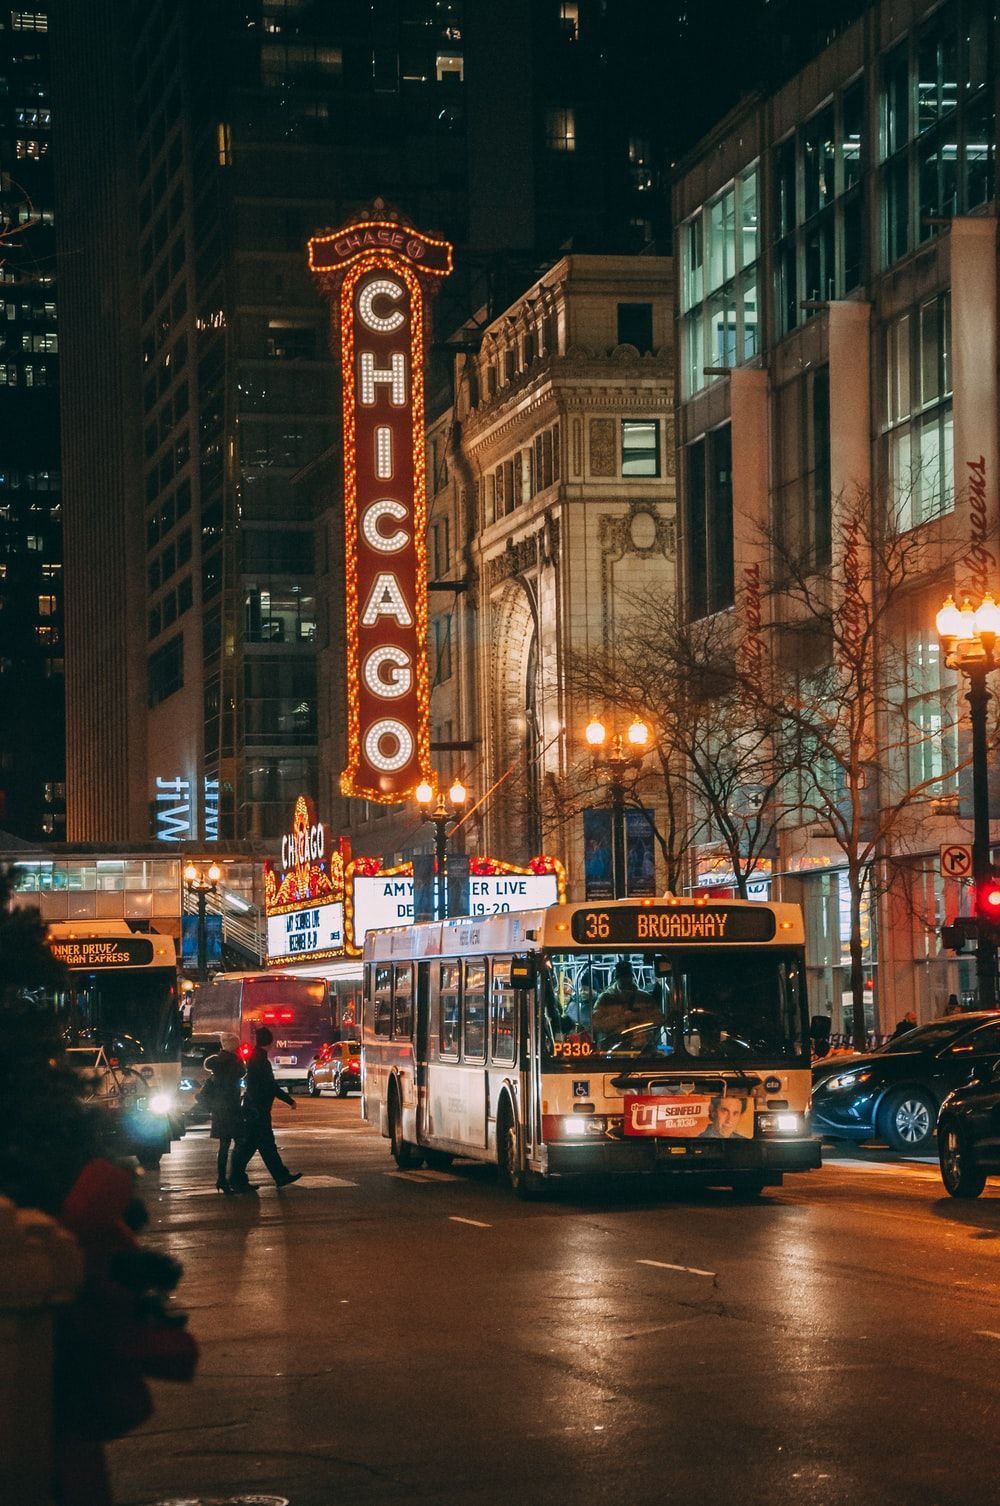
0, 2, 64, 840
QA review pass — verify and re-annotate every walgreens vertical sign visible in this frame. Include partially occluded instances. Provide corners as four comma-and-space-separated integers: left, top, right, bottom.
309, 205, 453, 802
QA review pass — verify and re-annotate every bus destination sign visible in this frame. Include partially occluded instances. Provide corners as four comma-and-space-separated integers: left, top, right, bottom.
50, 937, 156, 969
570, 905, 777, 946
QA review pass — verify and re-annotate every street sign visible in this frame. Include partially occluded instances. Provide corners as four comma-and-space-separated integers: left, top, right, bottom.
940, 843, 973, 879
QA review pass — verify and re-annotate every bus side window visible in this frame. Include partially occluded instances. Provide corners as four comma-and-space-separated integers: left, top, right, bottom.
393, 964, 413, 1038
374, 965, 393, 1037
439, 962, 460, 1057
464, 961, 486, 1062
491, 959, 516, 1064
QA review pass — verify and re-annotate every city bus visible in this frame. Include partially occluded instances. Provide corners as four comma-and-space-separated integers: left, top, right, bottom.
191, 970, 338, 1087
47, 921, 182, 1097
361, 897, 822, 1195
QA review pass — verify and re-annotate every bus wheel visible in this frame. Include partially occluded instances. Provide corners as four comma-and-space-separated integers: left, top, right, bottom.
497, 1103, 536, 1199
389, 1086, 422, 1168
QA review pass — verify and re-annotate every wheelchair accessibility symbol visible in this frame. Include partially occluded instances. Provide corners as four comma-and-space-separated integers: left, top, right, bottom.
573, 1080, 590, 1098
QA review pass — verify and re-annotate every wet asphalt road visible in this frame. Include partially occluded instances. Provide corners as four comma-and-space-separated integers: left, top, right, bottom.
109, 1096, 1000, 1506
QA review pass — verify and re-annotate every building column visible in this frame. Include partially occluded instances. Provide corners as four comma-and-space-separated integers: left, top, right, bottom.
827, 300, 872, 510
951, 217, 1000, 599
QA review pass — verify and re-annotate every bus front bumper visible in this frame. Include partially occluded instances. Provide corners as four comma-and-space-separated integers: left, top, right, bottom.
540, 1135, 822, 1179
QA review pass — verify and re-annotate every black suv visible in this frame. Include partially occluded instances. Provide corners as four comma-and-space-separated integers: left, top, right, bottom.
937, 1061, 1000, 1197
812, 1013, 1000, 1153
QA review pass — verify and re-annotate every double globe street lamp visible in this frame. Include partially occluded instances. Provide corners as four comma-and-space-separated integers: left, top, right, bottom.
183, 861, 222, 983
936, 590, 1000, 1009
415, 779, 468, 920
584, 716, 651, 900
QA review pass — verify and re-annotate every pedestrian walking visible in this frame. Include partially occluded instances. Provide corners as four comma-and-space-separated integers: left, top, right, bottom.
229, 1026, 302, 1192
891, 1009, 918, 1039
201, 1033, 244, 1194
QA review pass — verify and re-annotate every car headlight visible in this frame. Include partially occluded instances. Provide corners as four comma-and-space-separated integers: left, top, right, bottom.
757, 1112, 804, 1135
149, 1092, 173, 1116
823, 1069, 872, 1093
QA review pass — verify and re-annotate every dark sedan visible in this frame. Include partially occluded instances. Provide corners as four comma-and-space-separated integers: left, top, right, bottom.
937, 1063, 1000, 1197
812, 1012, 1000, 1153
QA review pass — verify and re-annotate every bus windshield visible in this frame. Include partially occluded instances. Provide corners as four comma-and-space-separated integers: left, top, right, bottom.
57, 969, 181, 1066
543, 950, 806, 1066
243, 978, 328, 1011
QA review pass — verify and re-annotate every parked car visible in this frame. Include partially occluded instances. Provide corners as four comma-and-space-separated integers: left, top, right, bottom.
307, 1040, 361, 1098
937, 1061, 1000, 1197
811, 1012, 1000, 1154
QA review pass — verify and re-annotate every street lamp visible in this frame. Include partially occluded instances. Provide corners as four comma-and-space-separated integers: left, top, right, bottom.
585, 716, 651, 899
184, 861, 222, 982
936, 591, 1000, 1008
415, 779, 468, 919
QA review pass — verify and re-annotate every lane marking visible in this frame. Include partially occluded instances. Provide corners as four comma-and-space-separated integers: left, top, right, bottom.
637, 1258, 715, 1278
450, 1216, 492, 1228
822, 1159, 940, 1178
975, 1330, 1000, 1341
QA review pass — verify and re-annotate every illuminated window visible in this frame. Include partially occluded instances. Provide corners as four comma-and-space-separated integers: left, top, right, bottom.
37, 594, 56, 617
621, 420, 660, 478
546, 107, 576, 152
26, 535, 43, 551
41, 563, 61, 577
16, 139, 47, 159
216, 122, 231, 166
560, 1, 579, 41
435, 52, 463, 82
35, 624, 59, 644
11, 14, 48, 32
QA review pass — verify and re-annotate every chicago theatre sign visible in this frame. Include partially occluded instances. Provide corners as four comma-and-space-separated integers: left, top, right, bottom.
309, 201, 453, 803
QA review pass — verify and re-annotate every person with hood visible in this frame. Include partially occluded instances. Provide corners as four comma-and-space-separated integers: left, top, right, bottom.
202, 1033, 244, 1194
228, 1026, 302, 1192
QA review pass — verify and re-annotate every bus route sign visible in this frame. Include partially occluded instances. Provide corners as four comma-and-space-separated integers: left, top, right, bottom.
50, 937, 156, 969
570, 905, 777, 946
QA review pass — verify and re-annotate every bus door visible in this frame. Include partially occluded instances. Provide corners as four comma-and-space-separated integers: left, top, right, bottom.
489, 959, 525, 1148
460, 960, 489, 1149
415, 960, 431, 1130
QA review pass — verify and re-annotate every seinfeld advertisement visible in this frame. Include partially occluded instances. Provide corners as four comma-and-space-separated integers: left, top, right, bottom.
624, 1090, 753, 1140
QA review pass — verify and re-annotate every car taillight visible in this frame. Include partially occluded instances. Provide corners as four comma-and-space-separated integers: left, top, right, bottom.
349, 1057, 360, 1073
317, 1043, 332, 1063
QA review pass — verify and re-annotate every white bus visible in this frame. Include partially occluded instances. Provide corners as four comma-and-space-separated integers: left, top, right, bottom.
47, 922, 181, 1096
361, 897, 822, 1195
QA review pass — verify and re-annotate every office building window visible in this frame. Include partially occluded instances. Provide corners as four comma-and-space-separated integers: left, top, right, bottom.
773, 78, 865, 339
621, 420, 660, 478
432, 614, 453, 685
560, 2, 579, 41
546, 107, 576, 152
148, 634, 184, 707
685, 425, 733, 620
883, 291, 953, 530
880, 5, 994, 268
775, 367, 831, 570
680, 164, 758, 396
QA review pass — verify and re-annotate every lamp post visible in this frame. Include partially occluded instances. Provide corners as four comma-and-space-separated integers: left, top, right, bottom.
184, 861, 221, 982
415, 779, 468, 919
936, 591, 1000, 1009
584, 716, 651, 900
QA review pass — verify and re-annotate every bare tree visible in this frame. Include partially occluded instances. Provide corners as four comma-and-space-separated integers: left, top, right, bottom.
762, 487, 966, 1048
556, 601, 793, 898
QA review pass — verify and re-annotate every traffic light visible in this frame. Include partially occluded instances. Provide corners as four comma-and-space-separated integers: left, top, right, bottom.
976, 874, 1000, 920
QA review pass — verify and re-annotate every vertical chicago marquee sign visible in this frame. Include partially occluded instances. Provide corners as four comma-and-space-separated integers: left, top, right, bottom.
308, 201, 453, 802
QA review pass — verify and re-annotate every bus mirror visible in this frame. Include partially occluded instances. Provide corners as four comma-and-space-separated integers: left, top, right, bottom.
510, 955, 536, 989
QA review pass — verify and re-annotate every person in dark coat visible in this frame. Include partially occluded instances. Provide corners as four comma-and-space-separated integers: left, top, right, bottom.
202, 1033, 244, 1193
229, 1026, 302, 1192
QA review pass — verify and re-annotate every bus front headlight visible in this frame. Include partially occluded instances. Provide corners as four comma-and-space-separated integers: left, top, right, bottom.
757, 1112, 803, 1135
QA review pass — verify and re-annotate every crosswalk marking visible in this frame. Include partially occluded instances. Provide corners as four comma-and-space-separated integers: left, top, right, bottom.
386, 1168, 460, 1183
638, 1259, 716, 1278
450, 1216, 492, 1228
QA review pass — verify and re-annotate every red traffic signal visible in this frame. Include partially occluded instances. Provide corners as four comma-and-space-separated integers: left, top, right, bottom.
976, 879, 1000, 916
